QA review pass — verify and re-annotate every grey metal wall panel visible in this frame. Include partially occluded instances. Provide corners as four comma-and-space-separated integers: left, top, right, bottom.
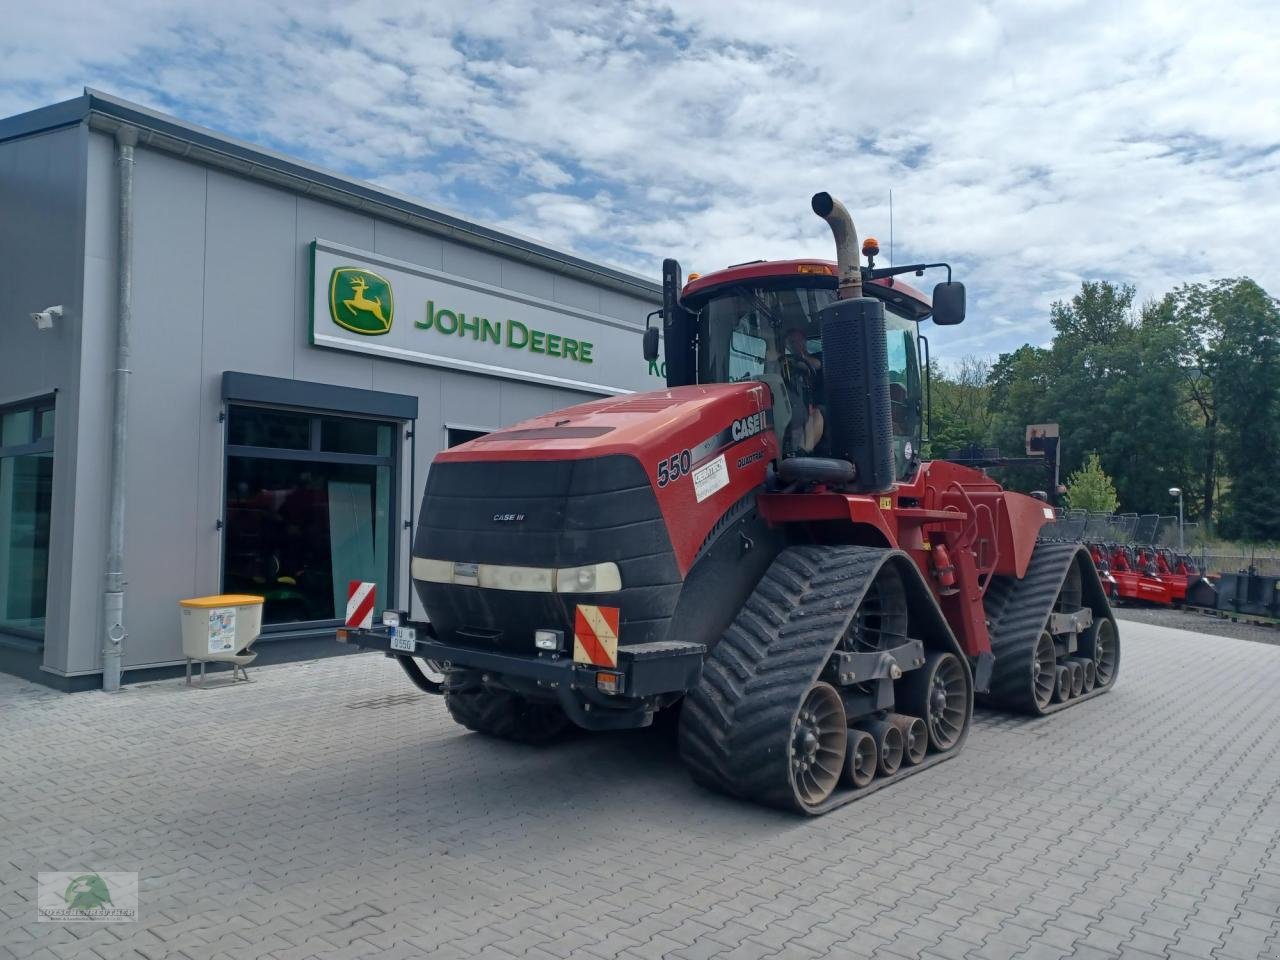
120, 148, 207, 667
293, 197, 376, 388
441, 241, 503, 286
201, 170, 297, 379
373, 220, 444, 272
63, 131, 117, 674
439, 368, 501, 435
552, 274, 603, 313
0, 124, 88, 677
499, 259, 555, 301
0, 128, 78, 403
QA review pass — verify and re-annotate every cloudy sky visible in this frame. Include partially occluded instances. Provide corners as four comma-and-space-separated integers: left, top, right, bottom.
5, 0, 1278, 358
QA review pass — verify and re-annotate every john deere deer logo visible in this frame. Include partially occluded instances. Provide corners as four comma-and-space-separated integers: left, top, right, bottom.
329, 267, 394, 335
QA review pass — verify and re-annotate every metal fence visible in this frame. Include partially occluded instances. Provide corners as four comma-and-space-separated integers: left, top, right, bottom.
1038, 508, 1280, 576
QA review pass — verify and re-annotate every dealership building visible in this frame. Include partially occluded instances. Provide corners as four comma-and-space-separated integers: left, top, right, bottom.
0, 89, 662, 690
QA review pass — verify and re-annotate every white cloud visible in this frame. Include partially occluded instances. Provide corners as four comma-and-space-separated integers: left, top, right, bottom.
3, 0, 1278, 359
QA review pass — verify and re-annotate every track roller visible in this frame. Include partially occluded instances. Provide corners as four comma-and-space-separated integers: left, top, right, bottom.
897, 650, 970, 753
842, 728, 877, 788
1067, 657, 1095, 694
1053, 665, 1071, 703
862, 718, 904, 776
1078, 658, 1096, 692
1067, 660, 1084, 698
889, 714, 928, 765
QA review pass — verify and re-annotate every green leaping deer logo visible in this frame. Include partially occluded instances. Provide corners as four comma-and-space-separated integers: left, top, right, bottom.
329, 267, 394, 335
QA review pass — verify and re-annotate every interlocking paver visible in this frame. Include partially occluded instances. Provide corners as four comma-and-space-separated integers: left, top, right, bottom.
3, 620, 1280, 959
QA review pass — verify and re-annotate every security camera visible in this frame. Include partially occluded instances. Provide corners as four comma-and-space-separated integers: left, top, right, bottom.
31, 305, 62, 330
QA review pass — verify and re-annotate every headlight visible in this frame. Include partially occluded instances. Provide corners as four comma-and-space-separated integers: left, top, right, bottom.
412, 557, 620, 593
479, 564, 555, 593
556, 562, 622, 594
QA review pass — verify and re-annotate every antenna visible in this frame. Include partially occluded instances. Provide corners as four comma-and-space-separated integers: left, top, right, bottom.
889, 188, 894, 267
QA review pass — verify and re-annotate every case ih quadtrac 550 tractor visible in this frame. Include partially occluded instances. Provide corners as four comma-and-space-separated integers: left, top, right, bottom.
344, 193, 1120, 814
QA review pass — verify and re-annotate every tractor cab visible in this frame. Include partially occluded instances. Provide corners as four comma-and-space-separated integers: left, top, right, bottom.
658, 259, 935, 481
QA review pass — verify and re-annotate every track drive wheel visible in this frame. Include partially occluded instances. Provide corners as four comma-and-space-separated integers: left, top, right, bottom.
897, 651, 971, 753
790, 683, 847, 807
443, 684, 571, 745
1081, 617, 1120, 688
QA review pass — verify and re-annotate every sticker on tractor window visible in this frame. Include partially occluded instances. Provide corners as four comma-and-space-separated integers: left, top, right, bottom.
692, 454, 729, 503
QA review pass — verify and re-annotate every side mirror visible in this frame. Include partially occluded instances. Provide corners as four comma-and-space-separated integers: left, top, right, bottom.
643, 324, 660, 361
931, 281, 966, 325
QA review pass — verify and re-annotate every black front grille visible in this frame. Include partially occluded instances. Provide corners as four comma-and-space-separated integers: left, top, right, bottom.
413, 455, 682, 653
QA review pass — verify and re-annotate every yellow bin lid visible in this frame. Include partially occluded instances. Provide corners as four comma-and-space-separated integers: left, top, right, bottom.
179, 594, 265, 608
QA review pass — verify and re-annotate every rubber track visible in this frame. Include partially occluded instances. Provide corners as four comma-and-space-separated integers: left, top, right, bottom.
443, 683, 571, 744
982, 541, 1119, 714
677, 545, 966, 814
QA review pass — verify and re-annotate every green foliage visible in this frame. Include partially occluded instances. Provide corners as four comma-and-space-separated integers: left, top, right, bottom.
1063, 453, 1119, 513
925, 355, 992, 458
927, 275, 1279, 540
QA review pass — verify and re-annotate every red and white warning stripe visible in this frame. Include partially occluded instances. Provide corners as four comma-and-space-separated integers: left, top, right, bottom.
345, 580, 377, 628
573, 604, 620, 668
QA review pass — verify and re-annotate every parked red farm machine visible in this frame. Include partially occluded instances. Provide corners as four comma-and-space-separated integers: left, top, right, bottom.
342, 192, 1120, 813
1047, 511, 1213, 606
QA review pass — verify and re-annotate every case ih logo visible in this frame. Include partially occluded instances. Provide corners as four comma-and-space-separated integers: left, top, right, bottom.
329, 267, 394, 335
492, 513, 526, 522
732, 412, 766, 441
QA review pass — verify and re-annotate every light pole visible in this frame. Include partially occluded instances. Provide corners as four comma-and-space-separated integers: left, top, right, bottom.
1169, 487, 1184, 552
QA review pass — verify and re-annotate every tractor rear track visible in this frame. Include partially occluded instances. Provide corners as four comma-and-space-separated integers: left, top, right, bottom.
982, 540, 1121, 715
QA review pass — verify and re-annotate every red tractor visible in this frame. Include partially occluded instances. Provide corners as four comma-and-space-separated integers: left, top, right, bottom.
344, 193, 1120, 813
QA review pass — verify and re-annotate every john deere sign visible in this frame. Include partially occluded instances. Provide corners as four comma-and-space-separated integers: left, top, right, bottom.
310, 239, 659, 394
329, 268, 394, 335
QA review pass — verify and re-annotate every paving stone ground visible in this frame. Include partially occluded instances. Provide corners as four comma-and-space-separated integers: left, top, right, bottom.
2, 619, 1279, 960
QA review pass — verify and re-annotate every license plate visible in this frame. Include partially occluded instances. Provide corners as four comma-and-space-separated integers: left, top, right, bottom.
389, 626, 417, 653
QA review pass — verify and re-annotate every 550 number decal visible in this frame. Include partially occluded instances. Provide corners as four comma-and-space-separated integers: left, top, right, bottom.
656, 449, 693, 487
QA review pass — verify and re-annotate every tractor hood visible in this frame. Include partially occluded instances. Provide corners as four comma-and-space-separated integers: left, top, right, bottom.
436, 383, 774, 465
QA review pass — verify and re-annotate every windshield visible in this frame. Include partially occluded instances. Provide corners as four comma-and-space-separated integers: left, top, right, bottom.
696, 281, 920, 478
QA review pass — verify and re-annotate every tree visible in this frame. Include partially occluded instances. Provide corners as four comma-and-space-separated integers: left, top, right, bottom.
1063, 453, 1119, 514
1157, 279, 1280, 539
926, 355, 993, 458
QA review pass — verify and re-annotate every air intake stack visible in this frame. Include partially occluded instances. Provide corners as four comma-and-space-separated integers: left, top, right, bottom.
810, 192, 895, 493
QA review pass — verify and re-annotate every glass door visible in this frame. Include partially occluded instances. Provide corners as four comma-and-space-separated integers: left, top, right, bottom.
0, 398, 56, 641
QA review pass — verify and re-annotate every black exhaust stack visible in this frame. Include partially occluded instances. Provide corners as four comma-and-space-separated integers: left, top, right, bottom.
811, 192, 895, 493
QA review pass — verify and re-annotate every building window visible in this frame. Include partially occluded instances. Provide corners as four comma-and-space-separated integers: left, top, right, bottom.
223, 405, 396, 626
0, 396, 56, 641
447, 427, 489, 447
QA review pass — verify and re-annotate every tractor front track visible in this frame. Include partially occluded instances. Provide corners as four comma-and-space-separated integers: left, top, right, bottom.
677, 545, 972, 814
